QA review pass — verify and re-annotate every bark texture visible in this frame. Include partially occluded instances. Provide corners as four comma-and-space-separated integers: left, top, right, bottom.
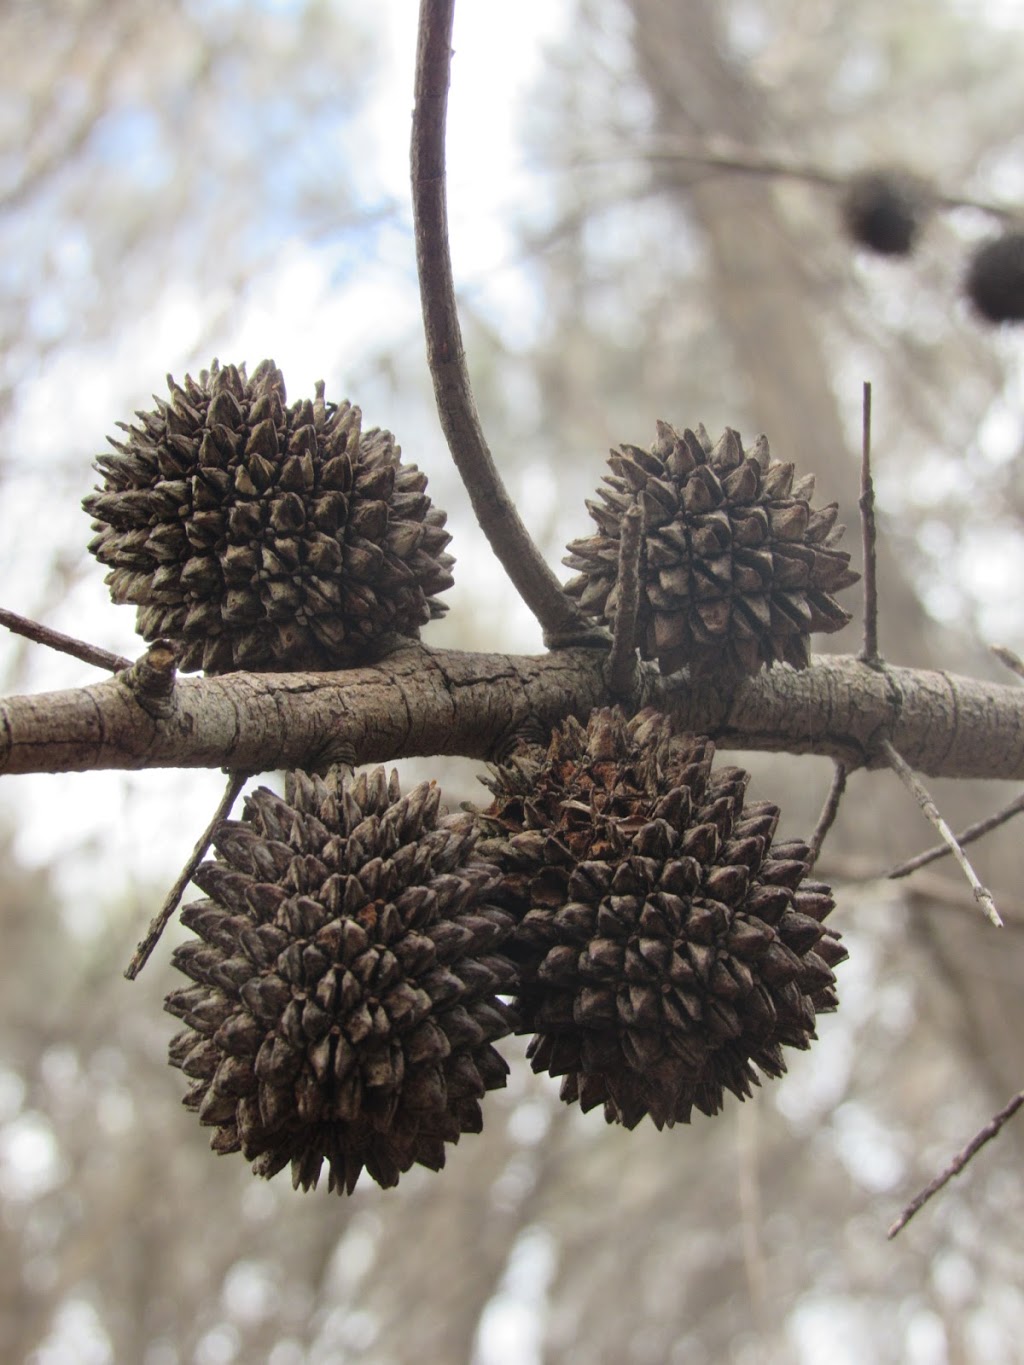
2, 643, 1022, 781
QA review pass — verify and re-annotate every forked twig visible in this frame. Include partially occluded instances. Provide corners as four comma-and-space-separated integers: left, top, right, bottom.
858, 383, 880, 667
0, 605, 131, 673
807, 761, 848, 871
125, 769, 249, 979
604, 503, 644, 699
880, 739, 1002, 927
889, 789, 1024, 879
410, 0, 593, 649
888, 1089, 1024, 1238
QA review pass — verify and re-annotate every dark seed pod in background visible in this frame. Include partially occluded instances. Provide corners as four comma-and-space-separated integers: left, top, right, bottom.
479, 707, 847, 1129
840, 169, 929, 257
84, 360, 455, 673
965, 231, 1024, 324
564, 423, 859, 678
166, 767, 517, 1193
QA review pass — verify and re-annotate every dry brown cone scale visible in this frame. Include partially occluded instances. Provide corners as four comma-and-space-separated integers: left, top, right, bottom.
84, 360, 454, 672
166, 766, 517, 1193
564, 422, 859, 678
479, 708, 847, 1129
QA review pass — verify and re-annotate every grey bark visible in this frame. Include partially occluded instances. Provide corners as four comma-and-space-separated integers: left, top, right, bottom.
3, 643, 1024, 781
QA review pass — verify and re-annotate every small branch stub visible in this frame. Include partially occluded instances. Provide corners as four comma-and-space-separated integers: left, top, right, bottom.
119, 639, 179, 719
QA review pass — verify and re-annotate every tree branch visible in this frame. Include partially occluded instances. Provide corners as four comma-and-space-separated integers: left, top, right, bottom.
410, 0, 597, 648
888, 1089, 1024, 1238
807, 761, 848, 870
587, 138, 1022, 225
0, 606, 131, 673
888, 789, 1024, 879
125, 768, 249, 979
3, 649, 1024, 782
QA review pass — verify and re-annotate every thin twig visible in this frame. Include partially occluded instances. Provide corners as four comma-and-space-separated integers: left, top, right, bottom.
807, 761, 848, 871
992, 644, 1024, 682
889, 790, 1024, 879
813, 852, 1024, 927
858, 383, 880, 666
125, 770, 249, 979
604, 503, 644, 699
880, 739, 1002, 927
580, 141, 1022, 225
0, 606, 131, 673
410, 0, 594, 649
888, 1089, 1024, 1238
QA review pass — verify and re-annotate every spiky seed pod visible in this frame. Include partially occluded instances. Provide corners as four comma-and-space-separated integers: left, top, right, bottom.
84, 360, 455, 673
563, 423, 859, 677
166, 767, 517, 1193
478, 708, 847, 1129
840, 170, 929, 257
965, 232, 1024, 324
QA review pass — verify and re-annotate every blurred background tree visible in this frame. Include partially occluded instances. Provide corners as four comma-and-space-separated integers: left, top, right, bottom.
3, 0, 1024, 1361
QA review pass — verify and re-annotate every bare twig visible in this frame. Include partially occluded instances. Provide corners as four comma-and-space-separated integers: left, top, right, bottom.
812, 852, 1024, 926
880, 739, 1002, 927
585, 140, 1022, 226
0, 606, 131, 673
807, 761, 848, 871
889, 790, 1024, 879
410, 0, 594, 649
888, 1089, 1024, 1238
604, 503, 644, 699
992, 644, 1024, 682
858, 383, 880, 667
125, 769, 249, 979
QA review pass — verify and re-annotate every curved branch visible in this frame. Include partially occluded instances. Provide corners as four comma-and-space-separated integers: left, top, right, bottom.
3, 648, 1024, 783
411, 0, 596, 648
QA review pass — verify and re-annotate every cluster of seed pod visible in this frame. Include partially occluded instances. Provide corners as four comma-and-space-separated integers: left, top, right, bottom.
165, 712, 846, 1192
83, 364, 850, 1194
840, 167, 1024, 324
